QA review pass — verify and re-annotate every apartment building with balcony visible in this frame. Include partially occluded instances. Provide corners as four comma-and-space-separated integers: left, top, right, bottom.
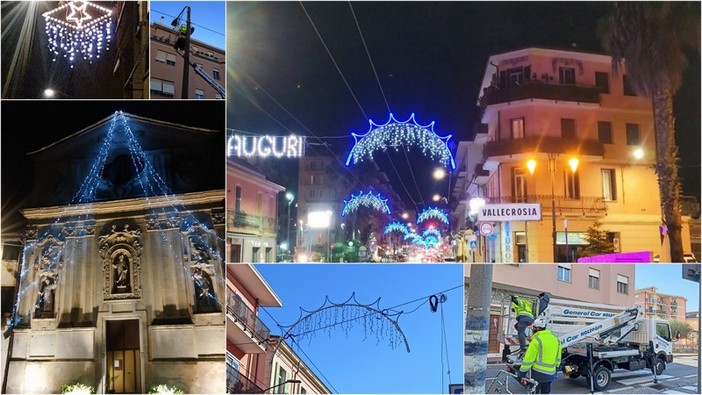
226, 265, 330, 394
227, 158, 285, 262
227, 264, 281, 393
452, 47, 693, 263
465, 263, 636, 361
150, 22, 225, 99
635, 286, 688, 321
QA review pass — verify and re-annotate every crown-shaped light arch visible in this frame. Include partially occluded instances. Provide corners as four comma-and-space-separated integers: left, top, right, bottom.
341, 191, 391, 217
345, 113, 456, 169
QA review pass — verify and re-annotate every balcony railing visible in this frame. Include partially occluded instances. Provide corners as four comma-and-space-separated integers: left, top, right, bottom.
228, 210, 276, 235
484, 136, 604, 158
227, 290, 271, 348
479, 81, 601, 108
491, 195, 607, 215
227, 369, 265, 394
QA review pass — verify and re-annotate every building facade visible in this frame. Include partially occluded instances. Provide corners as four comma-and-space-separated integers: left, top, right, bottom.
465, 263, 636, 360
226, 264, 281, 393
296, 156, 351, 261
150, 22, 225, 99
4, 112, 226, 394
226, 265, 330, 394
452, 47, 693, 263
635, 286, 688, 321
227, 158, 285, 263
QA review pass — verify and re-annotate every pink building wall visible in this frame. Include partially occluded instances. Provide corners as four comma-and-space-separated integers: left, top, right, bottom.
466, 263, 637, 306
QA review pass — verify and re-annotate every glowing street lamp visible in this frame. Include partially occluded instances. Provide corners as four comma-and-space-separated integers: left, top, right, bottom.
43, 89, 56, 98
633, 147, 644, 160
568, 157, 580, 173
432, 194, 441, 202
433, 167, 446, 180
401, 212, 409, 220
526, 155, 579, 262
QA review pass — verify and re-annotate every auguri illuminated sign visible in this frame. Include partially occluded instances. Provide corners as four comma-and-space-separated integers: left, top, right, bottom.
227, 135, 306, 158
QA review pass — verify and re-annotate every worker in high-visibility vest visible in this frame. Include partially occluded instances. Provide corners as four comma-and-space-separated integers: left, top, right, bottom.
511, 295, 534, 353
517, 318, 562, 394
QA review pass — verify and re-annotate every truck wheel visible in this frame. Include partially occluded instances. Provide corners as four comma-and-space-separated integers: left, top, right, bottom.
592, 366, 611, 391
655, 357, 666, 375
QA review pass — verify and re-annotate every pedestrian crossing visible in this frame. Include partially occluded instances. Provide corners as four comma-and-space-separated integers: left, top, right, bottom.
604, 370, 698, 394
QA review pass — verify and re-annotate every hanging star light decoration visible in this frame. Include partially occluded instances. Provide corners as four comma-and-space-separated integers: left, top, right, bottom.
341, 191, 391, 217
345, 113, 456, 169
42, 1, 113, 67
383, 221, 410, 235
416, 207, 449, 225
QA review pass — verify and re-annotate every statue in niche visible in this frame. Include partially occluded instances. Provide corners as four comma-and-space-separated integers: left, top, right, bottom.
112, 253, 131, 293
191, 241, 211, 263
192, 265, 217, 312
35, 273, 58, 317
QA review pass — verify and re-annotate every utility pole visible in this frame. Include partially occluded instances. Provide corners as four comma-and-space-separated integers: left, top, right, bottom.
464, 264, 493, 393
181, 6, 191, 99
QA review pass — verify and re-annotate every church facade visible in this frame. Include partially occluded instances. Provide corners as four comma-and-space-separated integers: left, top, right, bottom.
5, 110, 226, 394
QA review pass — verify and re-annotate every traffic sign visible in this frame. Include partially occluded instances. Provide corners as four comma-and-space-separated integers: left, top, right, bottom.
479, 222, 493, 236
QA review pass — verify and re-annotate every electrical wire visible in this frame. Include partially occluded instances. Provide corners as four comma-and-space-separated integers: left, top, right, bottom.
348, 2, 391, 114
299, 1, 367, 120
232, 64, 379, 198
151, 9, 226, 37
298, 4, 420, 210
289, 337, 340, 394
403, 145, 427, 206
348, 3, 428, 209
256, 301, 340, 394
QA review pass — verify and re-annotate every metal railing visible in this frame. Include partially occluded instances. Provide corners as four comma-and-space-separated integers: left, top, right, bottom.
226, 290, 271, 349
226, 369, 265, 394
479, 80, 601, 108
491, 195, 607, 215
228, 210, 277, 235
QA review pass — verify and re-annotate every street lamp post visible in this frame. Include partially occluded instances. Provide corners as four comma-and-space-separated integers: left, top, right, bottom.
285, 193, 294, 260
527, 155, 578, 262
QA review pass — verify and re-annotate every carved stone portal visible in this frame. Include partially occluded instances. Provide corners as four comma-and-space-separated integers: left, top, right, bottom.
99, 223, 142, 300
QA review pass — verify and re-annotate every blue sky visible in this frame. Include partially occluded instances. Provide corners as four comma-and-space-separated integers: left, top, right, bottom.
150, 1, 226, 50
635, 264, 700, 312
255, 264, 463, 394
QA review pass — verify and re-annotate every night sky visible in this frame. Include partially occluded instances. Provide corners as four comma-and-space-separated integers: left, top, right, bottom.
228, 1, 701, 207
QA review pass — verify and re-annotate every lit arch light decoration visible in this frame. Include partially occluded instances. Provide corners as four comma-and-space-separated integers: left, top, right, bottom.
345, 113, 456, 169
416, 207, 449, 226
421, 228, 442, 239
406, 233, 424, 245
341, 191, 391, 217
42, 1, 113, 67
383, 221, 409, 235
423, 235, 439, 247
273, 293, 411, 355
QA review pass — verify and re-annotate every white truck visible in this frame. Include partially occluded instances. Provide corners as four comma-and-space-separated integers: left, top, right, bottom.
495, 292, 677, 391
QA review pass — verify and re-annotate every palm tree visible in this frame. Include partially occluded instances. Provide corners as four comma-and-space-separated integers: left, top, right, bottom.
599, 2, 700, 262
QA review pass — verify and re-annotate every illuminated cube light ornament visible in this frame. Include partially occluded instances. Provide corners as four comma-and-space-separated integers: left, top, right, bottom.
42, 1, 113, 67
